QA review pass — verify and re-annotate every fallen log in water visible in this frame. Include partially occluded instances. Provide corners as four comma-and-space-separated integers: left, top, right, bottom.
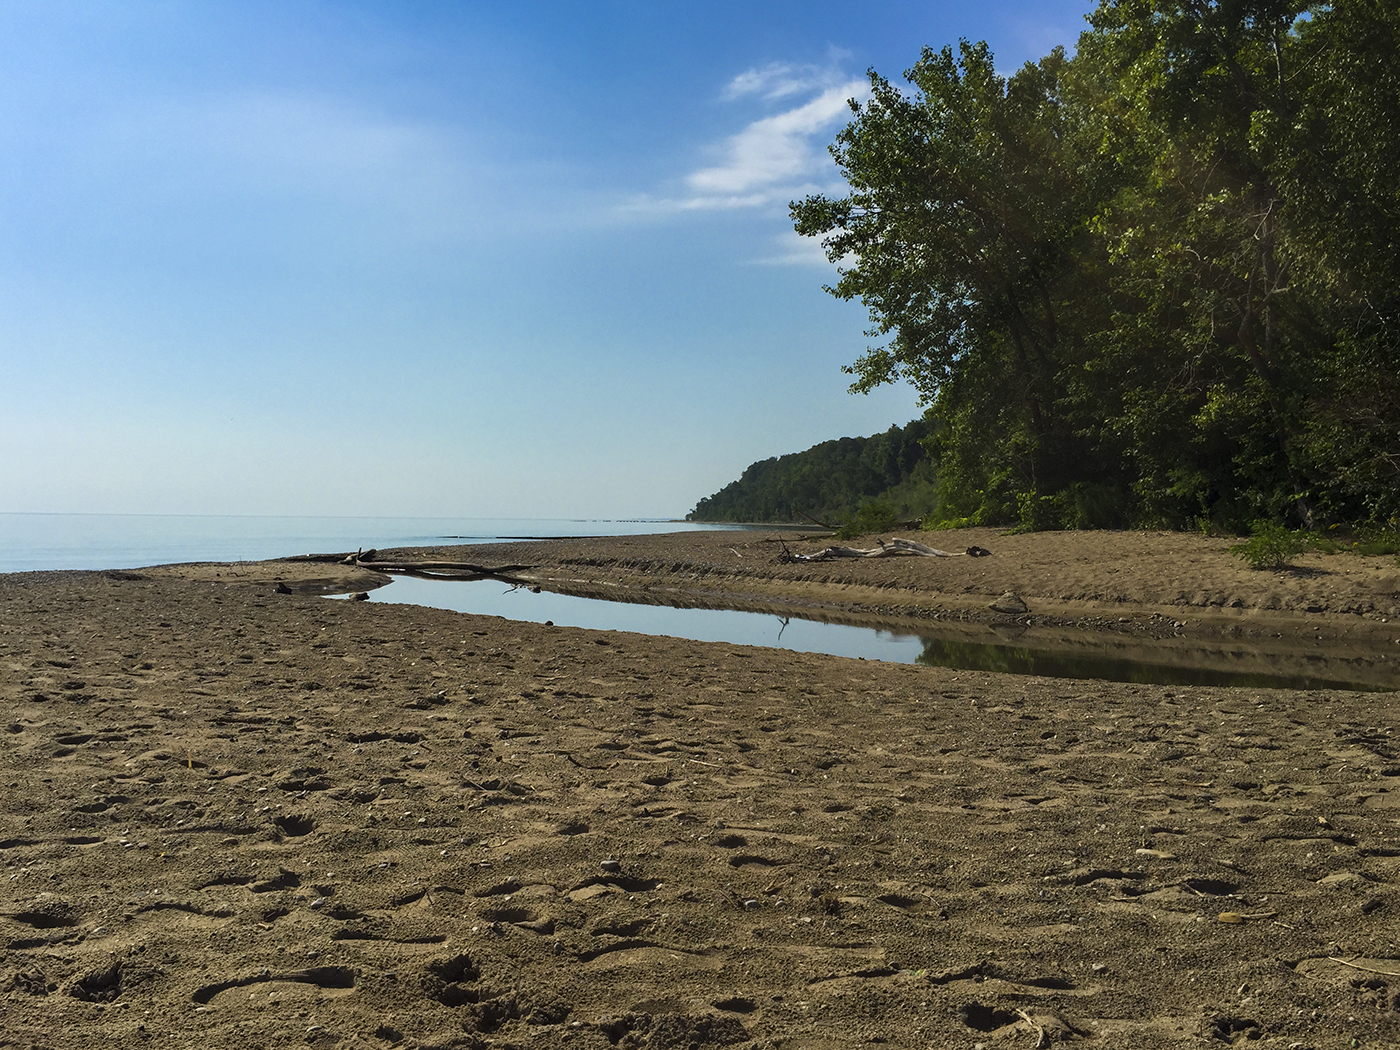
779, 538, 990, 563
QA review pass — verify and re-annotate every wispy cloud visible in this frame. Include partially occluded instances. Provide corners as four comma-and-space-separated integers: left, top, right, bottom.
632, 58, 868, 215
751, 229, 850, 267
85, 89, 563, 245
721, 56, 851, 101
103, 91, 460, 196
687, 80, 866, 200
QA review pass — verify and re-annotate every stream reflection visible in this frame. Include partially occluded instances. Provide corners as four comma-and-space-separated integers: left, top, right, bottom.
365, 576, 1389, 691
914, 637, 1381, 691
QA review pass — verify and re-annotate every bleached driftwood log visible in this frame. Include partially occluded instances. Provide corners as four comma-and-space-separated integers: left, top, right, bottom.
352, 558, 537, 586
779, 538, 989, 563
278, 549, 540, 587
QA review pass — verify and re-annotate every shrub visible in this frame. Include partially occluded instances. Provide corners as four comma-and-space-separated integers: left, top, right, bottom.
1229, 521, 1316, 570
836, 499, 902, 540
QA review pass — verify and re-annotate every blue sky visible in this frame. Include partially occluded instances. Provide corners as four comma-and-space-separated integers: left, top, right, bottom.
0, 0, 1094, 519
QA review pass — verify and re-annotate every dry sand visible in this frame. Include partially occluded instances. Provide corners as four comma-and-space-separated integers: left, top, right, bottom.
3, 529, 1400, 1049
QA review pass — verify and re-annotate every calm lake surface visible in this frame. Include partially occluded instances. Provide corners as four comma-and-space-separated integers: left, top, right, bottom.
0, 513, 758, 574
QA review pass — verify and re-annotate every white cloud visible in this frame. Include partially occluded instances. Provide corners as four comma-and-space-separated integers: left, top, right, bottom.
688, 80, 865, 197
619, 57, 867, 225
723, 61, 833, 101
752, 229, 852, 268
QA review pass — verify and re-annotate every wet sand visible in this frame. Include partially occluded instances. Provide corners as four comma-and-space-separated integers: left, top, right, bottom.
3, 529, 1400, 1048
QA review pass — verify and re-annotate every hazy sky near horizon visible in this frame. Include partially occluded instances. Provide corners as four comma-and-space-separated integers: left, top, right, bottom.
2, 0, 1094, 519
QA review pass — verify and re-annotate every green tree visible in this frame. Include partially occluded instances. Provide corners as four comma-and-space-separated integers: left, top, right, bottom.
1074, 0, 1323, 525
793, 42, 1124, 525
687, 420, 937, 524
794, 1, 1400, 530
1265, 0, 1400, 522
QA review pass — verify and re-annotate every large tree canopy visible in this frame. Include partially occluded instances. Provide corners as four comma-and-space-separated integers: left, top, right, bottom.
793, 0, 1400, 530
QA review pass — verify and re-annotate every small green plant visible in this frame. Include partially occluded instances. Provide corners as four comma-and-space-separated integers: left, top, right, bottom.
1353, 526, 1400, 557
1009, 491, 1057, 534
1229, 521, 1316, 570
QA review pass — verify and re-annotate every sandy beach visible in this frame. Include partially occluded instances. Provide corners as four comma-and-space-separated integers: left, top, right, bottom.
3, 528, 1400, 1048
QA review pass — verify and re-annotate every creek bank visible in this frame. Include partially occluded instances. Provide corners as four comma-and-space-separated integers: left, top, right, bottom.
380, 527, 1400, 691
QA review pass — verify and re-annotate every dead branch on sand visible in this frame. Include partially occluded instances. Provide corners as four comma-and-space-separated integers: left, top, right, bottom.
353, 558, 537, 587
280, 549, 538, 587
778, 537, 990, 563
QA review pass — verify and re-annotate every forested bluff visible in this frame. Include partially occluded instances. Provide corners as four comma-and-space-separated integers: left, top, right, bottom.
697, 2, 1399, 534
686, 419, 936, 527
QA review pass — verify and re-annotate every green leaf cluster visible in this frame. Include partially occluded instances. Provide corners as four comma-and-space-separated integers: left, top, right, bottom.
834, 500, 904, 540
1228, 520, 1318, 569
792, 0, 1400, 532
687, 419, 937, 525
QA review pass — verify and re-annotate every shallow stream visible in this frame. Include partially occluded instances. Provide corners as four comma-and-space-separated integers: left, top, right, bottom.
365, 576, 1394, 692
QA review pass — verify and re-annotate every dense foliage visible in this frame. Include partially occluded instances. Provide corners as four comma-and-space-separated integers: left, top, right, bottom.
792, 0, 1400, 531
687, 419, 936, 524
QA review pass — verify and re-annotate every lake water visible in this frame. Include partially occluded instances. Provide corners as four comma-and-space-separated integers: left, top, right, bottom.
0, 512, 759, 574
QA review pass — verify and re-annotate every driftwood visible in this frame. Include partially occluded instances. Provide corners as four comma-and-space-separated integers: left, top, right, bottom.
779, 538, 988, 563
281, 549, 536, 586
353, 558, 537, 587
280, 550, 371, 563
355, 559, 533, 574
